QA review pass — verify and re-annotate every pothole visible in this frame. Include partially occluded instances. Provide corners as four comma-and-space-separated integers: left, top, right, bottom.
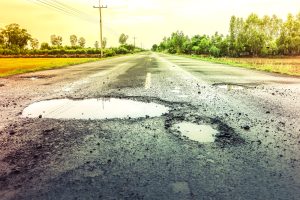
166, 112, 245, 146
20, 75, 55, 80
0, 84, 4, 87
213, 83, 245, 91
22, 98, 169, 120
173, 122, 218, 143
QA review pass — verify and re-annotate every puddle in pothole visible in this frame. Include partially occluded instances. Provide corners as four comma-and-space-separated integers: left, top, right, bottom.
22, 98, 169, 120
214, 84, 244, 91
173, 122, 218, 143
21, 75, 54, 80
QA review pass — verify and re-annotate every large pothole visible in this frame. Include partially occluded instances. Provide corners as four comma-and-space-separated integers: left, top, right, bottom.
22, 98, 169, 120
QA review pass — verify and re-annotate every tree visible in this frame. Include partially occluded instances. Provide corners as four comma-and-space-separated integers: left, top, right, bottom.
70, 35, 77, 47
30, 38, 39, 50
50, 35, 62, 47
78, 37, 86, 48
102, 37, 107, 49
229, 16, 237, 55
119, 33, 129, 45
151, 44, 158, 51
0, 23, 31, 49
94, 41, 99, 49
0, 32, 4, 46
40, 42, 50, 50
170, 31, 188, 53
242, 13, 266, 56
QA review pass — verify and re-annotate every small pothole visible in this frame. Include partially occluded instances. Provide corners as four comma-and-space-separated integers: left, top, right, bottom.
22, 98, 169, 120
173, 122, 218, 143
166, 112, 245, 146
0, 84, 4, 87
213, 83, 245, 91
20, 75, 55, 80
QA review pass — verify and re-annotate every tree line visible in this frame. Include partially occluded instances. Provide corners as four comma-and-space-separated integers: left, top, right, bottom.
152, 12, 300, 57
0, 23, 142, 57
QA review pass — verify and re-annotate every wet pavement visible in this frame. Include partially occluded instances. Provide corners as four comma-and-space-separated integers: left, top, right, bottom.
0, 52, 300, 200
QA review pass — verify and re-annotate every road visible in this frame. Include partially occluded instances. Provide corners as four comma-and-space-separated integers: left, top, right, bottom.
0, 52, 300, 200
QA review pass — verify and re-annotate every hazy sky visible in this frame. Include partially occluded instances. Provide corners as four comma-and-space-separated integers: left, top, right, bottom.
0, 0, 300, 48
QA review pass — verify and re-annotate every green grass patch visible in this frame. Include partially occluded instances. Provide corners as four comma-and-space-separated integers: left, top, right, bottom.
181, 55, 300, 76
0, 58, 101, 77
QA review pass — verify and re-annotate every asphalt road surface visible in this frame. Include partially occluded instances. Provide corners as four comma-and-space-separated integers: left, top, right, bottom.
0, 52, 300, 200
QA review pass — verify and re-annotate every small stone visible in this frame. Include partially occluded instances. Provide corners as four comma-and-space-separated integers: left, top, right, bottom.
9, 130, 15, 135
242, 125, 250, 130
38, 115, 42, 118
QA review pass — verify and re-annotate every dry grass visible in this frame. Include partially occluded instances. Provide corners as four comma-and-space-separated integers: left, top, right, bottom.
0, 58, 100, 77
189, 55, 300, 76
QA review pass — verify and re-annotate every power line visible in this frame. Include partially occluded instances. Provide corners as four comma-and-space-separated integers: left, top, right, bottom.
50, 0, 90, 16
26, 0, 121, 45
27, 0, 97, 23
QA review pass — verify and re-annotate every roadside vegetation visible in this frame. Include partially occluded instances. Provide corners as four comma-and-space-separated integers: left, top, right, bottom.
185, 55, 300, 76
0, 24, 143, 77
152, 12, 300, 76
0, 24, 143, 58
0, 58, 101, 77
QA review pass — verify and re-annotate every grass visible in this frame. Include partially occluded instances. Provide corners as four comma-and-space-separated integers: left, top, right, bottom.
0, 58, 101, 77
184, 55, 300, 76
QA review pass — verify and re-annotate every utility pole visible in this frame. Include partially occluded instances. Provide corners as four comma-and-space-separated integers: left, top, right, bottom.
94, 0, 107, 58
133, 36, 137, 48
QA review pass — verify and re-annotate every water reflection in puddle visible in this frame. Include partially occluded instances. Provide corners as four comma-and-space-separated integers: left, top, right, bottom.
173, 122, 218, 143
22, 98, 169, 120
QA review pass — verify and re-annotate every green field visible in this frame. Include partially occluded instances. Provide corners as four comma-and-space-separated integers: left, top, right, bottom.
0, 58, 100, 77
186, 55, 300, 76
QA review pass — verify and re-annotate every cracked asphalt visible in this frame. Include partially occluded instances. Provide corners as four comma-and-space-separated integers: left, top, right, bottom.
0, 52, 300, 200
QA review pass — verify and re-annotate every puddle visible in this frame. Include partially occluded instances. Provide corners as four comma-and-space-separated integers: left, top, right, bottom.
173, 122, 218, 143
20, 75, 54, 80
22, 98, 169, 120
214, 84, 244, 91
177, 95, 189, 98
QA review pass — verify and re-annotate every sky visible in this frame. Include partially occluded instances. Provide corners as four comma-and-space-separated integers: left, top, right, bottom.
0, 0, 300, 49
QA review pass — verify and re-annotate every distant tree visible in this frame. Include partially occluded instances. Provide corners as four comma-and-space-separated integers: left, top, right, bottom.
78, 37, 86, 48
0, 32, 4, 46
30, 38, 39, 50
151, 44, 158, 51
50, 35, 62, 47
154, 12, 300, 57
94, 41, 99, 49
0, 23, 31, 49
70, 35, 77, 47
102, 37, 107, 49
119, 33, 129, 45
40, 42, 51, 50
229, 16, 237, 55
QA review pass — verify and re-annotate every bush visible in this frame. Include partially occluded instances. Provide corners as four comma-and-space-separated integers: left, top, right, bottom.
209, 46, 221, 57
104, 48, 116, 57
115, 46, 129, 54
